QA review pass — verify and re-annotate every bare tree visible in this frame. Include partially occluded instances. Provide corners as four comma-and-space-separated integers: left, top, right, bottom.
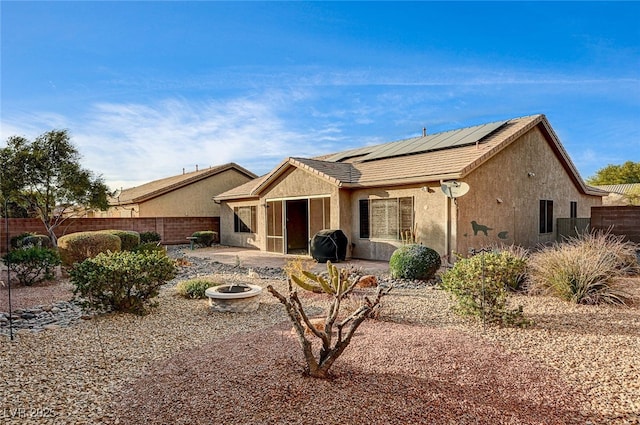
267, 261, 391, 379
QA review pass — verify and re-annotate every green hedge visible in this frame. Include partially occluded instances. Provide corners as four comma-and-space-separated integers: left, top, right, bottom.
98, 229, 141, 251
139, 231, 162, 244
191, 230, 218, 247
58, 232, 121, 268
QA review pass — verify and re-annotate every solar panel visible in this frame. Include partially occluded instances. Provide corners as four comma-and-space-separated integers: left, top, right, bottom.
359, 119, 509, 162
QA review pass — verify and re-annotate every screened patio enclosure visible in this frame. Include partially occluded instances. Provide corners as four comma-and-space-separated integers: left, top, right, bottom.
266, 196, 330, 254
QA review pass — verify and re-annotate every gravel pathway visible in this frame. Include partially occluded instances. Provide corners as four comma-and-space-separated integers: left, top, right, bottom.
1, 251, 638, 424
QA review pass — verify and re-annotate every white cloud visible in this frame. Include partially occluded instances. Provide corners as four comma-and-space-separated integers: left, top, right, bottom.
72, 96, 328, 189
2, 95, 334, 190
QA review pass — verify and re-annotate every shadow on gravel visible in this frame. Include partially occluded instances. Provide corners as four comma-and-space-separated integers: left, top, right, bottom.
112, 321, 593, 425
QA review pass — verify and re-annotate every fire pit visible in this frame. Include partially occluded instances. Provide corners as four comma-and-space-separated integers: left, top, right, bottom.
205, 283, 263, 313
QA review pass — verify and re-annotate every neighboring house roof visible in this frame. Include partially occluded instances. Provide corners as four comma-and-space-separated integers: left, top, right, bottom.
111, 163, 257, 206
593, 183, 640, 194
215, 114, 603, 201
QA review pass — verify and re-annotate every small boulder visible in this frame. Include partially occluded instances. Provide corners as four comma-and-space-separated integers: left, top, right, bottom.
292, 317, 326, 335
356, 275, 378, 288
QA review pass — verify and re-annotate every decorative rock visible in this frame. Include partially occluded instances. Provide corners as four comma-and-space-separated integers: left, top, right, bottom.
292, 317, 326, 335
356, 275, 378, 288
1, 300, 84, 337
43, 324, 60, 330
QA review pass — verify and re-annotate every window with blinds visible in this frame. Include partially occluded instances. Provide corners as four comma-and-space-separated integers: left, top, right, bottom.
234, 206, 257, 233
359, 197, 413, 240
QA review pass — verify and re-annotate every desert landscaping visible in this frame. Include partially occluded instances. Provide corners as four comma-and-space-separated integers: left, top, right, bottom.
1, 246, 639, 425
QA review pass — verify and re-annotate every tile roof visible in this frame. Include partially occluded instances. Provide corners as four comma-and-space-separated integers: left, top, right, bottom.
593, 183, 640, 194
111, 163, 256, 205
215, 114, 602, 200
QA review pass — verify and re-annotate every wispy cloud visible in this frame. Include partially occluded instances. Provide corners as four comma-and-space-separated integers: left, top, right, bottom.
2, 94, 335, 190
77, 96, 332, 189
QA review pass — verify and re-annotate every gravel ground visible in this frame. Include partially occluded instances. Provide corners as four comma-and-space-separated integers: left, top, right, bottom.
1, 253, 639, 424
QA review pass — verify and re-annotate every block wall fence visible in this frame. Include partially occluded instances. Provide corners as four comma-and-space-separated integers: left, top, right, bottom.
0, 217, 220, 253
591, 206, 640, 244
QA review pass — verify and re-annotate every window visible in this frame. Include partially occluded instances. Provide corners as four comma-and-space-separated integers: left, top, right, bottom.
234, 206, 256, 233
570, 201, 577, 219
359, 197, 413, 240
539, 200, 553, 234
359, 199, 370, 238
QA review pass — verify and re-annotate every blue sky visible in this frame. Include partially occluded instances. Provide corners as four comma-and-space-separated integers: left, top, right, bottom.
2, 1, 639, 190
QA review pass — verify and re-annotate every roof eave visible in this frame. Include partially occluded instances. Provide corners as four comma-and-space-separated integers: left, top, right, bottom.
342, 173, 462, 189
117, 163, 257, 205
251, 157, 343, 196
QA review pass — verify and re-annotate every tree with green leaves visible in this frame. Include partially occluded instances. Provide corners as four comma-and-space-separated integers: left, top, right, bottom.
586, 161, 640, 185
0, 129, 111, 247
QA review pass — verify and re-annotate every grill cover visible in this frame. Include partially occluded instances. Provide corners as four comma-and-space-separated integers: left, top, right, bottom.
310, 229, 348, 263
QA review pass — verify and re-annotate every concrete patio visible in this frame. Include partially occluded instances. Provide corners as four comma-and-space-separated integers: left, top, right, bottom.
179, 245, 391, 275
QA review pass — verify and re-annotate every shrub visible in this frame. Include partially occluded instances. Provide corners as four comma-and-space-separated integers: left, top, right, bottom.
58, 232, 121, 268
441, 251, 529, 326
21, 234, 53, 248
528, 232, 635, 305
70, 250, 177, 315
139, 231, 162, 244
10, 232, 35, 249
176, 278, 219, 299
132, 242, 167, 255
98, 229, 140, 251
2, 246, 61, 286
389, 244, 441, 280
191, 230, 218, 247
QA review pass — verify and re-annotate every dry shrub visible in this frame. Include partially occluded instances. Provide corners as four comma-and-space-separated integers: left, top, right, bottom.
528, 232, 637, 305
283, 257, 318, 281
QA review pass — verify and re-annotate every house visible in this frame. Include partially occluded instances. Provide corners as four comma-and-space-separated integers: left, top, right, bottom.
100, 163, 257, 218
214, 114, 604, 262
593, 183, 640, 206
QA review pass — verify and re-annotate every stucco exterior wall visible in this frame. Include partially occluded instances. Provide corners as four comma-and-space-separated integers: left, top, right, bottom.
105, 169, 253, 218
262, 168, 338, 200
219, 199, 261, 249
221, 168, 339, 251
350, 184, 448, 261
456, 125, 601, 255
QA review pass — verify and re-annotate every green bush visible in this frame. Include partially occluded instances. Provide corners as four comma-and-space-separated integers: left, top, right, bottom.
191, 230, 218, 247
70, 250, 177, 315
528, 232, 635, 305
389, 244, 441, 280
58, 232, 121, 268
132, 242, 166, 255
21, 234, 53, 248
441, 251, 529, 326
98, 229, 140, 251
2, 246, 61, 286
176, 278, 219, 299
139, 231, 162, 244
10, 232, 35, 249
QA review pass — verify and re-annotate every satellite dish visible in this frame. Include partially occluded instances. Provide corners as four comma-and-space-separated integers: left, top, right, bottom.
441, 181, 470, 198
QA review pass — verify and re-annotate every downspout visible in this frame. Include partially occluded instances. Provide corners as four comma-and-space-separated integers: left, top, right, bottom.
445, 196, 451, 264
